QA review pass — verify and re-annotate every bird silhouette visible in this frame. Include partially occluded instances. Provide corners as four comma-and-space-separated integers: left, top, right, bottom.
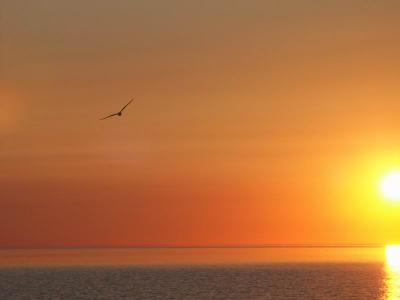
100, 99, 134, 120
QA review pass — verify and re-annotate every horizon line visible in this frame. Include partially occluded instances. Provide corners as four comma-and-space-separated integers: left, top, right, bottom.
0, 243, 388, 251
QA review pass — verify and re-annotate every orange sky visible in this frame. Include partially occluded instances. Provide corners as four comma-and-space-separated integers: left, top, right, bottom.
1, 0, 400, 248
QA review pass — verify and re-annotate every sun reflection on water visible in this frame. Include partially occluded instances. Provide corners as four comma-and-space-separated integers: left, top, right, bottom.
385, 245, 400, 300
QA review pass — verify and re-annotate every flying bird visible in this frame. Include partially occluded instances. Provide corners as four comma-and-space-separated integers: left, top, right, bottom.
100, 99, 134, 120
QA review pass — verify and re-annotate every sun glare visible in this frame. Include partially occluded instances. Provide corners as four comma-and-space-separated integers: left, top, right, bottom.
381, 172, 400, 201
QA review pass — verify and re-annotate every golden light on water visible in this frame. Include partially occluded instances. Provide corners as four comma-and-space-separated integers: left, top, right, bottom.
386, 245, 400, 270
381, 172, 400, 202
385, 245, 400, 300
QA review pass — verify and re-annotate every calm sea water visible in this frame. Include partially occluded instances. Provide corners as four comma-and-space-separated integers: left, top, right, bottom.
0, 248, 398, 299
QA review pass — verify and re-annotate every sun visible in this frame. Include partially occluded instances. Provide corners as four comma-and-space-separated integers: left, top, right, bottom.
380, 172, 400, 201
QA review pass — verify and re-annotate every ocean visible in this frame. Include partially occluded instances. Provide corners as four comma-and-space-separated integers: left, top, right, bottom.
0, 247, 397, 299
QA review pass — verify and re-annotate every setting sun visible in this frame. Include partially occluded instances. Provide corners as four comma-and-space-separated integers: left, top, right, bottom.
3, 0, 400, 298
381, 172, 400, 201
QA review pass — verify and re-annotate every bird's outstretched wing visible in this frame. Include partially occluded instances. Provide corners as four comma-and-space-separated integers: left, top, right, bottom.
100, 113, 119, 120
120, 99, 134, 113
